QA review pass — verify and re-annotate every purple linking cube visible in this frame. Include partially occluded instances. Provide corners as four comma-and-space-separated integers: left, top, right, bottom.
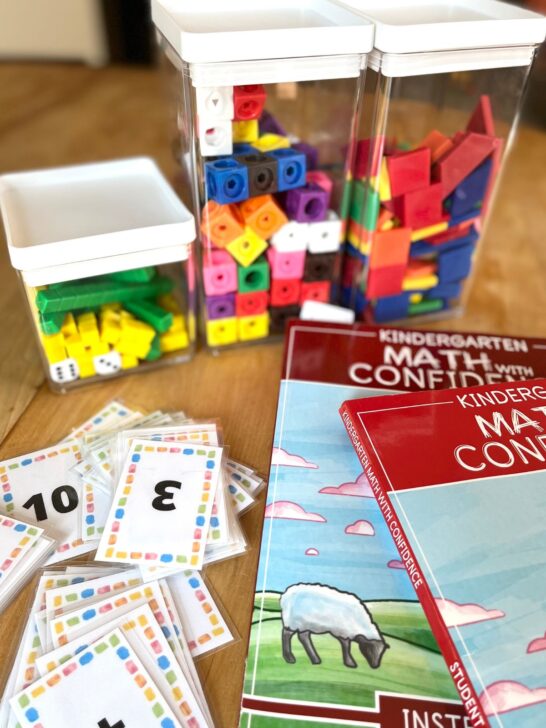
284, 183, 329, 223
292, 142, 319, 171
205, 293, 236, 320
259, 109, 287, 137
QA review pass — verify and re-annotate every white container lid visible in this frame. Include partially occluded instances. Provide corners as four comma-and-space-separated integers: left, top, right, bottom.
0, 157, 196, 279
339, 0, 546, 54
151, 0, 374, 64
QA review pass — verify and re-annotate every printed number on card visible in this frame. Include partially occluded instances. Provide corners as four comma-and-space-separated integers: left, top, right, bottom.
151, 480, 182, 512
22, 485, 79, 522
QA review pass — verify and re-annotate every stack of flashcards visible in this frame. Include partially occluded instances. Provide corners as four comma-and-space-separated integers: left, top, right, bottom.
1, 563, 233, 728
0, 400, 264, 608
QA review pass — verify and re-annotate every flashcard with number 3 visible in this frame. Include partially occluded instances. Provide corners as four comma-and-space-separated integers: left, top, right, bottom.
11, 628, 182, 728
96, 440, 223, 569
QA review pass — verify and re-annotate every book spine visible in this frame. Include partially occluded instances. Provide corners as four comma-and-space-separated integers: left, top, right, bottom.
339, 403, 490, 728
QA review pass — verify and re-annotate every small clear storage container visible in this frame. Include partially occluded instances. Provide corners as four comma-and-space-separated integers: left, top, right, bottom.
152, 0, 374, 350
338, 0, 546, 324
0, 157, 197, 392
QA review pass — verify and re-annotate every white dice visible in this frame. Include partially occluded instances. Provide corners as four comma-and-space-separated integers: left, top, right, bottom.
270, 221, 309, 252
49, 358, 79, 384
307, 211, 342, 254
195, 86, 234, 121
93, 350, 122, 376
198, 118, 233, 157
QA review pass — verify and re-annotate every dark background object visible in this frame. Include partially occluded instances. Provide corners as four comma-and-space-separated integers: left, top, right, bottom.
101, 0, 154, 64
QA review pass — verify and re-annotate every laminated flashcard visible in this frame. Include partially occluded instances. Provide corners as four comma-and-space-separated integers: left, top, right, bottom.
80, 481, 112, 541
96, 441, 223, 569
0, 536, 56, 616
0, 441, 92, 563
0, 516, 43, 582
11, 628, 183, 728
225, 464, 264, 495
67, 401, 142, 441
167, 571, 233, 657
226, 476, 255, 515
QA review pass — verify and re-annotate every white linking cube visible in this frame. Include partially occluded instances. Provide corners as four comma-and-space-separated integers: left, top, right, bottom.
270, 221, 309, 252
198, 118, 233, 157
300, 300, 356, 325
49, 358, 79, 384
307, 211, 342, 254
196, 86, 234, 121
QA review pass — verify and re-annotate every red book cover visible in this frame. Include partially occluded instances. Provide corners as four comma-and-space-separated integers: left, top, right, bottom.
340, 379, 546, 728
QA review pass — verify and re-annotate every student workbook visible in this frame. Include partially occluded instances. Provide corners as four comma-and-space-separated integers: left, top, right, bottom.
239, 321, 546, 728
340, 379, 546, 728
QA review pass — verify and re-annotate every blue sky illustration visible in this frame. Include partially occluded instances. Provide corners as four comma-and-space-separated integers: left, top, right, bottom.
257, 380, 417, 602
394, 471, 546, 728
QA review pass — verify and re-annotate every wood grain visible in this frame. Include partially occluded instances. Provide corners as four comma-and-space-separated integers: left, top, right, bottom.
0, 61, 545, 727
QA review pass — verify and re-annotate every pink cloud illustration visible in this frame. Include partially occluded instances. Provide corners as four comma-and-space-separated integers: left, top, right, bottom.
388, 559, 405, 570
271, 447, 318, 469
320, 472, 373, 498
305, 547, 319, 556
527, 632, 546, 654
345, 519, 375, 536
435, 598, 505, 628
480, 681, 546, 716
264, 501, 326, 522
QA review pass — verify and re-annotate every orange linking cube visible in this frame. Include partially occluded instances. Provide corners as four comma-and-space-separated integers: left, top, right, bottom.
239, 195, 287, 240
201, 201, 244, 248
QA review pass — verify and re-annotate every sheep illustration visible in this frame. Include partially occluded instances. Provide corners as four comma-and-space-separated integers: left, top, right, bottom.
280, 583, 389, 669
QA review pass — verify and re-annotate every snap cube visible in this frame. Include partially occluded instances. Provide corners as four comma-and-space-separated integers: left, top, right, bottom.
269, 304, 300, 334
93, 350, 122, 376
236, 291, 269, 317
267, 148, 306, 191
206, 317, 238, 347
307, 211, 342, 254
205, 159, 249, 204
201, 201, 244, 248
270, 221, 309, 252
239, 195, 287, 239
233, 143, 256, 155
267, 247, 306, 280
198, 118, 233, 157
292, 142, 319, 170
233, 119, 259, 143
270, 278, 301, 307
285, 183, 329, 223
236, 153, 278, 197
300, 281, 331, 304
259, 110, 287, 136
253, 134, 290, 153
203, 250, 238, 296
227, 227, 268, 267
303, 252, 338, 282
196, 86, 234, 121
233, 84, 266, 121
386, 147, 431, 197
237, 255, 270, 293
205, 293, 236, 320
306, 170, 333, 195
49, 357, 79, 384
238, 313, 270, 341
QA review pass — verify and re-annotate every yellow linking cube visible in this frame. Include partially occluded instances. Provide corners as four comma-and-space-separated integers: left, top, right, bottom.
232, 120, 259, 143
206, 317, 238, 347
227, 227, 268, 267
238, 313, 269, 341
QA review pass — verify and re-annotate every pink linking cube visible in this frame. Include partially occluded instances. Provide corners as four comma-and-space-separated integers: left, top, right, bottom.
267, 247, 306, 280
202, 250, 237, 296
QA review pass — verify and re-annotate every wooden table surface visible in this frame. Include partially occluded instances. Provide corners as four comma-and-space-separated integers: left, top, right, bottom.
0, 62, 545, 727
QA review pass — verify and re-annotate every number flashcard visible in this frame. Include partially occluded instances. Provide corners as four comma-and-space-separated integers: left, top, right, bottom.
10, 629, 183, 728
167, 571, 233, 657
80, 482, 112, 541
226, 476, 256, 515
0, 441, 92, 563
67, 401, 142, 442
96, 441, 223, 570
0, 516, 43, 582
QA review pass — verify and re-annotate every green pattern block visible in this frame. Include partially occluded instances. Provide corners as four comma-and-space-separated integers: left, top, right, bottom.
237, 255, 270, 294
39, 311, 65, 335
408, 298, 444, 316
339, 179, 353, 221
350, 180, 380, 232
36, 276, 174, 313
108, 267, 156, 283
125, 300, 173, 333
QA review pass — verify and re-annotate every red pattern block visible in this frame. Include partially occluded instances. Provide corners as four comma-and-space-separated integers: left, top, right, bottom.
300, 281, 331, 304
466, 95, 496, 137
433, 132, 497, 198
236, 291, 269, 317
419, 129, 454, 164
426, 219, 476, 245
369, 227, 412, 269
386, 147, 431, 197
366, 264, 405, 298
392, 182, 444, 229
270, 278, 301, 307
354, 136, 386, 179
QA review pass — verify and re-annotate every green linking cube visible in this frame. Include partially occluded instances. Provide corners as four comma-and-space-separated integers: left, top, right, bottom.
237, 255, 270, 294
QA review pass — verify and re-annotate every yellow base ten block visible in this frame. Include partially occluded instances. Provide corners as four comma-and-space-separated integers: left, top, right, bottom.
238, 313, 270, 341
206, 317, 238, 347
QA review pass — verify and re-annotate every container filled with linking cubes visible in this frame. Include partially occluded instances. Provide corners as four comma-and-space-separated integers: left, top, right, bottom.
152, 0, 374, 349
338, 0, 546, 324
0, 158, 197, 391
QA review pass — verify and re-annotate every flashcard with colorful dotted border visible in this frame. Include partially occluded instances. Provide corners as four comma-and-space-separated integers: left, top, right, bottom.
66, 401, 143, 442
11, 628, 183, 728
0, 516, 43, 582
80, 481, 112, 541
96, 441, 223, 570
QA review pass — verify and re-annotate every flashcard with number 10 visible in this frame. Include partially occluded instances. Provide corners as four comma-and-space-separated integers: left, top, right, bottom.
96, 440, 223, 569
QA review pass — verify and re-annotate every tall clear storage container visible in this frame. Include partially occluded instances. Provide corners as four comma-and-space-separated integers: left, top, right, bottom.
338, 1, 546, 324
152, 0, 374, 349
0, 158, 197, 392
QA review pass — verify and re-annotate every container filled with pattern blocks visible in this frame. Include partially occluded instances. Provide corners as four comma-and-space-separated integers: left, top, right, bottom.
339, 0, 546, 325
0, 158, 198, 392
152, 0, 374, 349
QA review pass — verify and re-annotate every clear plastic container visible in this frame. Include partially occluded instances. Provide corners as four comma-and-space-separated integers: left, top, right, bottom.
0, 158, 197, 392
152, 0, 374, 349
338, 0, 546, 324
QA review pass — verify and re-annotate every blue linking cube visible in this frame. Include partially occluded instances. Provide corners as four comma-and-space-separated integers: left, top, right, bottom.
204, 158, 249, 204
267, 148, 306, 191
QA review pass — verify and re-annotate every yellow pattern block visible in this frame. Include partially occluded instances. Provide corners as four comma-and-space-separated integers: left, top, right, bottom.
238, 313, 269, 341
411, 221, 448, 242
226, 227, 267, 267
379, 158, 392, 202
403, 274, 439, 291
252, 134, 290, 153
206, 318, 237, 347
232, 120, 259, 143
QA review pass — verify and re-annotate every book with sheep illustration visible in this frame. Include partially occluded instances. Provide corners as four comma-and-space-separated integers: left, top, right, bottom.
239, 321, 546, 728
340, 379, 546, 728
